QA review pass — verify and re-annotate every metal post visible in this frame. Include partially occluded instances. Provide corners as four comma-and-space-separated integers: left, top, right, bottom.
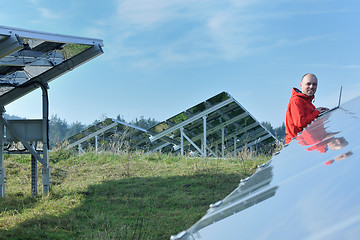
221, 128, 225, 158
203, 116, 207, 157
31, 155, 37, 197
180, 127, 184, 156
95, 135, 98, 152
234, 137, 237, 156
0, 117, 5, 198
42, 86, 50, 195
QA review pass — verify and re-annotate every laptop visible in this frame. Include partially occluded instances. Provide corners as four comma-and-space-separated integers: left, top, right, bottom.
318, 86, 342, 117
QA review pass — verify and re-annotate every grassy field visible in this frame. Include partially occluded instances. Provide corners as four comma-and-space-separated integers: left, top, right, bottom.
0, 149, 271, 239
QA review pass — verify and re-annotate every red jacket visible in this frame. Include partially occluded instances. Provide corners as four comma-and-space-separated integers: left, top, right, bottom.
285, 88, 320, 144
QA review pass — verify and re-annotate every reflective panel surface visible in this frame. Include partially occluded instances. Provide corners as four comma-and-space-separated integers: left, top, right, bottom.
172, 95, 360, 240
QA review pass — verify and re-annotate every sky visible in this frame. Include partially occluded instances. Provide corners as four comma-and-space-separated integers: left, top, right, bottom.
1, 0, 360, 128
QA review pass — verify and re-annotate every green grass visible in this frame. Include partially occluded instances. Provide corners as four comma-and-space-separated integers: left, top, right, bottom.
0, 149, 270, 239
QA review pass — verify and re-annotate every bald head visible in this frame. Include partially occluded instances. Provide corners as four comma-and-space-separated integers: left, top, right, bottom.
300, 73, 318, 96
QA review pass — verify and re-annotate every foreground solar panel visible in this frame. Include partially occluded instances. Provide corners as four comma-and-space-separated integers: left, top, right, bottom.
148, 92, 276, 157
66, 118, 159, 152
170, 95, 360, 240
0, 25, 103, 104
0, 25, 103, 197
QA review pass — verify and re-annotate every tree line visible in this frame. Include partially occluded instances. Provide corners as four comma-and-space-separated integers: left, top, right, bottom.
261, 121, 286, 142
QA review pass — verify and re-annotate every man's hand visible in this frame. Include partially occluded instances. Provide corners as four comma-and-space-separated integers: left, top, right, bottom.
315, 107, 329, 113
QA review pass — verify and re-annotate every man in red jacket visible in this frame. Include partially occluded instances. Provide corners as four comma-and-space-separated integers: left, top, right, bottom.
285, 73, 328, 144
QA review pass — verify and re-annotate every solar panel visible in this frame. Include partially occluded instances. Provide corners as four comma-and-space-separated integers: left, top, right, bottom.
171, 95, 360, 240
0, 25, 104, 197
0, 25, 103, 105
66, 117, 174, 153
66, 118, 153, 152
148, 92, 276, 157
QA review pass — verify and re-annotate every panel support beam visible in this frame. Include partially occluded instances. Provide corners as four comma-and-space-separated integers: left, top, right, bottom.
0, 34, 23, 59
207, 146, 218, 158
182, 131, 204, 156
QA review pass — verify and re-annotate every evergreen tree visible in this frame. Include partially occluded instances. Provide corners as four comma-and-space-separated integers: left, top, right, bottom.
49, 114, 69, 147
66, 121, 86, 138
261, 121, 286, 142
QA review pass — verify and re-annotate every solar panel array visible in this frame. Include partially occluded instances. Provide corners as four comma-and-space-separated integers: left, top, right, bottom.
67, 92, 276, 156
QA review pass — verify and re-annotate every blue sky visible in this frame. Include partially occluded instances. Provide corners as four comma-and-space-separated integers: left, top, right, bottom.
1, 0, 360, 127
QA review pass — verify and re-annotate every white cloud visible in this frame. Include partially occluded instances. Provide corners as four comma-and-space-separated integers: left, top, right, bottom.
37, 7, 61, 20
341, 65, 360, 69
116, 0, 182, 27
110, 0, 263, 63
107, 0, 350, 68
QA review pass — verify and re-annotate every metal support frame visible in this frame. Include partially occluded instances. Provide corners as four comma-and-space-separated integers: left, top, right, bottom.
146, 91, 276, 156
31, 155, 37, 197
172, 112, 249, 152
0, 119, 5, 198
234, 137, 237, 156
207, 146, 218, 158
0, 116, 44, 164
0, 26, 104, 198
0, 84, 50, 197
180, 127, 184, 156
221, 128, 225, 158
203, 116, 207, 157
41, 85, 50, 195
182, 131, 204, 156
78, 144, 85, 155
